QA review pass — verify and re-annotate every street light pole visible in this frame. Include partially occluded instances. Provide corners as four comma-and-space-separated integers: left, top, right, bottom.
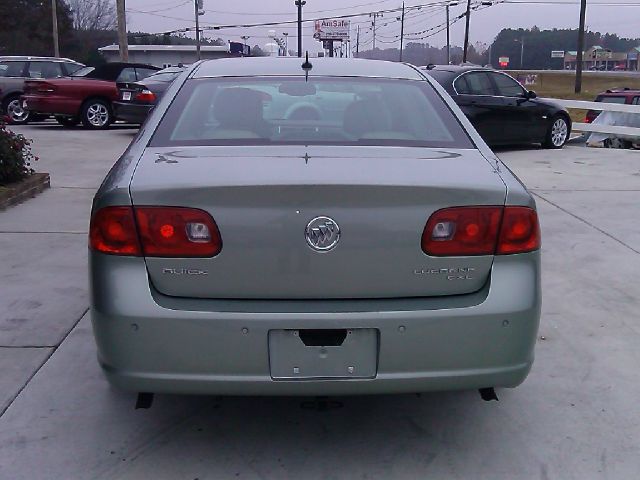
295, 0, 306, 57
520, 36, 525, 69
51, 0, 60, 57
283, 32, 289, 55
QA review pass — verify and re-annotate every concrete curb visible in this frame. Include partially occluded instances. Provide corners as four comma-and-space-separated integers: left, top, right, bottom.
0, 172, 51, 210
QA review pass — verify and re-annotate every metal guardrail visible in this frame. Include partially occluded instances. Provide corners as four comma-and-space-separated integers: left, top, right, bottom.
541, 98, 640, 137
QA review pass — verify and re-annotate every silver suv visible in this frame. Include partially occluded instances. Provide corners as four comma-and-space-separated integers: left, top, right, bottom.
0, 56, 84, 124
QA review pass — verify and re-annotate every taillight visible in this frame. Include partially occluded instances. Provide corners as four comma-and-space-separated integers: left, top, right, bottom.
422, 207, 502, 256
134, 89, 156, 103
422, 206, 540, 256
89, 206, 141, 255
135, 207, 221, 257
496, 206, 540, 254
89, 206, 222, 257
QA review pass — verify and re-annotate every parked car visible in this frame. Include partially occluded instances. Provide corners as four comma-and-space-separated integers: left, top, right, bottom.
114, 66, 185, 124
423, 65, 571, 148
22, 62, 160, 129
89, 57, 541, 403
585, 88, 640, 123
0, 56, 84, 124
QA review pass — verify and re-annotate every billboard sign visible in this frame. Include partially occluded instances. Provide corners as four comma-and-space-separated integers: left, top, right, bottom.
498, 56, 509, 68
314, 19, 350, 41
551, 50, 565, 58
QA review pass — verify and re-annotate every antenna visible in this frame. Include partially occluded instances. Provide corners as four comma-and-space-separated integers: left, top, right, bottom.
301, 51, 312, 82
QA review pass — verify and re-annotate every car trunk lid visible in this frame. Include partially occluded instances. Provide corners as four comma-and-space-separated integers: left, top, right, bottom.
130, 145, 506, 299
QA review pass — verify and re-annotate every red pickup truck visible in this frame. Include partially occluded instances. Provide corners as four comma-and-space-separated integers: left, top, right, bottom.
22, 62, 159, 129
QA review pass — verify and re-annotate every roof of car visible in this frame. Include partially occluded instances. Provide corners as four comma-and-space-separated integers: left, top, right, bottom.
192, 57, 425, 80
83, 62, 160, 81
422, 65, 493, 74
0, 55, 81, 63
598, 88, 640, 95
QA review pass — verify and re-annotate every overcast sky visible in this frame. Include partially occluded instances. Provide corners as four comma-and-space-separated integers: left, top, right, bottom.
123, 0, 640, 52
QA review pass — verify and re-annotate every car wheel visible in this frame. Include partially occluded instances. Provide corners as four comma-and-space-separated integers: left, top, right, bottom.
544, 115, 569, 149
81, 99, 112, 129
55, 115, 80, 127
3, 95, 31, 125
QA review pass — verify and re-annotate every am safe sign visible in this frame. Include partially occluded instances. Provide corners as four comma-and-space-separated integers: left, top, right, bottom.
314, 19, 350, 41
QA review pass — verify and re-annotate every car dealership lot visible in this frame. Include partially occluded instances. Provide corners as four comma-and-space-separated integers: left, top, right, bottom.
0, 124, 639, 479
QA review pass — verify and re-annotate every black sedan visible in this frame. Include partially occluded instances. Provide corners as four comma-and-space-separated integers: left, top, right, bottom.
423, 66, 571, 148
113, 66, 185, 124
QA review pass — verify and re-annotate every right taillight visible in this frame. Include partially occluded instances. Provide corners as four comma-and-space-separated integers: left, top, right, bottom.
496, 206, 540, 254
422, 206, 540, 256
89, 206, 222, 257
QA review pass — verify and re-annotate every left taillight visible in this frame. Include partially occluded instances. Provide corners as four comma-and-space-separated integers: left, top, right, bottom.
134, 89, 157, 103
89, 206, 222, 257
89, 206, 141, 255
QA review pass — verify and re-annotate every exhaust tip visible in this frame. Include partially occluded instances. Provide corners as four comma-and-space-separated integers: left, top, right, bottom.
479, 388, 499, 402
135, 392, 154, 409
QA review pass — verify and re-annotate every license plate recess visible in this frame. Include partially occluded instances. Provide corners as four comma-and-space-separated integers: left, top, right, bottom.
268, 328, 378, 380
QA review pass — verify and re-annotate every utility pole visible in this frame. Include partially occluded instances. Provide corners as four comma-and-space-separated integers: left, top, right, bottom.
194, 0, 202, 60
575, 0, 587, 93
370, 12, 383, 51
295, 0, 306, 57
462, 0, 471, 63
116, 0, 128, 61
446, 4, 450, 64
51, 0, 60, 57
399, 2, 405, 61
520, 36, 525, 69
356, 25, 360, 57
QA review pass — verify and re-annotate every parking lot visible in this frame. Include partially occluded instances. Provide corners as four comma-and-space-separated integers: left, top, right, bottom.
1, 124, 639, 479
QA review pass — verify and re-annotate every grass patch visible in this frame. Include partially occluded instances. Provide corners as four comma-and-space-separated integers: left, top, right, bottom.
510, 71, 640, 123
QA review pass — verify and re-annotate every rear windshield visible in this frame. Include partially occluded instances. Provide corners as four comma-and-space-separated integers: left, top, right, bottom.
150, 76, 473, 148
596, 95, 627, 104
146, 71, 182, 82
71, 66, 94, 77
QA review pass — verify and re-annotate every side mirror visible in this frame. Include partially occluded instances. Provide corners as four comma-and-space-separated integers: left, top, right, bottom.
526, 90, 537, 99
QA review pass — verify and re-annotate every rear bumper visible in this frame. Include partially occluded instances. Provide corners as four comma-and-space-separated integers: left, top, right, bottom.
113, 101, 152, 124
90, 252, 541, 396
21, 95, 80, 116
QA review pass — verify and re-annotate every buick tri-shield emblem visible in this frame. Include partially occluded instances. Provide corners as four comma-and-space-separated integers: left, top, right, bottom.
305, 216, 340, 251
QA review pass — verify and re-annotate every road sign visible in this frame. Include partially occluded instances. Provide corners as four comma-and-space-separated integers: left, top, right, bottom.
551, 50, 565, 58
313, 19, 350, 41
498, 56, 509, 67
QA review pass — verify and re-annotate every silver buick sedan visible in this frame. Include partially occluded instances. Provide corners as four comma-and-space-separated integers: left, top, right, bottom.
89, 57, 541, 404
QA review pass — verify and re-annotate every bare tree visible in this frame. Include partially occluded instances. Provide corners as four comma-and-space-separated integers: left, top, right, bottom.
66, 0, 116, 31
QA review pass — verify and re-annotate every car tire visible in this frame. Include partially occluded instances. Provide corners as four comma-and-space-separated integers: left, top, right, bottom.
543, 115, 570, 149
3, 95, 31, 125
80, 99, 112, 129
55, 115, 80, 127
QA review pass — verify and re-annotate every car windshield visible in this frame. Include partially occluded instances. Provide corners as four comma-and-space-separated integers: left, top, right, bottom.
71, 66, 95, 77
150, 76, 473, 148
596, 95, 627, 104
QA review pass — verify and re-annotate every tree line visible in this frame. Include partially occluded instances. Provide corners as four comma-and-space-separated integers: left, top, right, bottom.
359, 27, 640, 69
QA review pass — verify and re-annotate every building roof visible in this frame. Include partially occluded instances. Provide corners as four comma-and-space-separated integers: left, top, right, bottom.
192, 57, 425, 80
99, 44, 229, 53
0, 55, 80, 63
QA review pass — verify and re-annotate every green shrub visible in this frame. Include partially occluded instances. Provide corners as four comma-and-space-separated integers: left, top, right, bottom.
0, 118, 37, 185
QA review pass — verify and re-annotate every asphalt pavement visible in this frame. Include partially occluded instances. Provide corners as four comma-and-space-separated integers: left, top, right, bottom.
0, 124, 639, 479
